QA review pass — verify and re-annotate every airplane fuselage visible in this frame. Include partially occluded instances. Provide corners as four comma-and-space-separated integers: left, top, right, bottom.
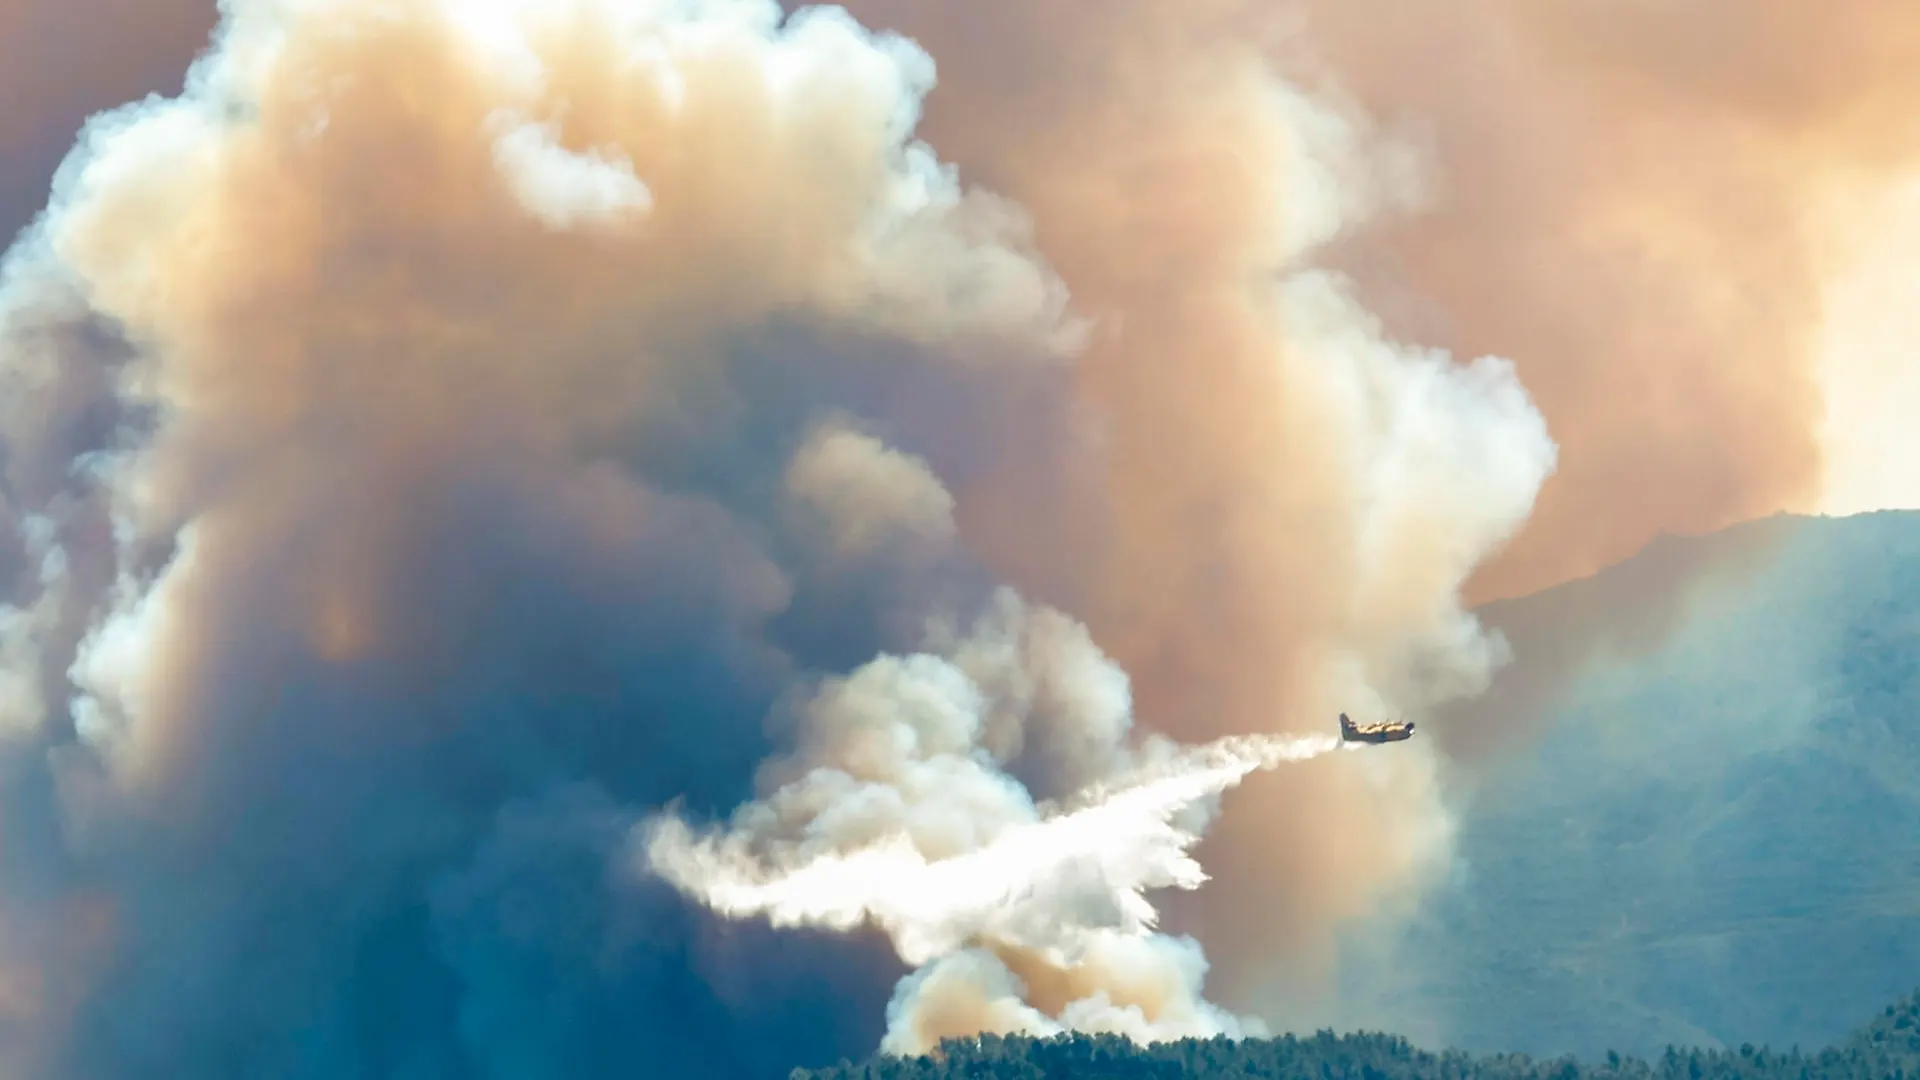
1339, 713, 1415, 744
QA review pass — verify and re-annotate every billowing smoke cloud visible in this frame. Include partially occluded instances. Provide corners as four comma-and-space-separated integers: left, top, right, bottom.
0, 0, 1557, 1072
0, 0, 1089, 1073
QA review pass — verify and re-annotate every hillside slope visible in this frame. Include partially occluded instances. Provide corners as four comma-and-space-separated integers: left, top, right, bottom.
1329, 510, 1920, 1060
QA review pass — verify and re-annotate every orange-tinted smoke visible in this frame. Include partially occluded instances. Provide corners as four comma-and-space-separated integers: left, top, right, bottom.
1297, 0, 1920, 602
837, 0, 1476, 1011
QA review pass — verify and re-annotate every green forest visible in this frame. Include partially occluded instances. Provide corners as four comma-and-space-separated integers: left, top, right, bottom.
795, 989, 1920, 1080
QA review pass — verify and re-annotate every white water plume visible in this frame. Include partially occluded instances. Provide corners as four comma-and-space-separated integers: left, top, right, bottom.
643, 731, 1345, 971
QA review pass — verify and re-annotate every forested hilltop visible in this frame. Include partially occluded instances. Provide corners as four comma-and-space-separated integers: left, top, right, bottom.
796, 989, 1920, 1080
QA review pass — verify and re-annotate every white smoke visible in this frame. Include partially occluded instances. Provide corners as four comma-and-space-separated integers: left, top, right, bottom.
640, 576, 1352, 1050
488, 112, 655, 232
877, 934, 1264, 1057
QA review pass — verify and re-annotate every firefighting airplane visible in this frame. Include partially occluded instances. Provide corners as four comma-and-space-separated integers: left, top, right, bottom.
1338, 712, 1415, 745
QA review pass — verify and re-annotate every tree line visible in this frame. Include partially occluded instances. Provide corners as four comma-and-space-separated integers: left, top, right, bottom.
795, 990, 1920, 1080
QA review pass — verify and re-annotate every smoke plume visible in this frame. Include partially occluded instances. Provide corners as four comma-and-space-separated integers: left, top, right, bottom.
0, 0, 1909, 1075
0, 0, 1089, 1073
0, 0, 1548, 1070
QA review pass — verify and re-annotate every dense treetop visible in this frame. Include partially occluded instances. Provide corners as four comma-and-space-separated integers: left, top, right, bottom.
797, 989, 1920, 1080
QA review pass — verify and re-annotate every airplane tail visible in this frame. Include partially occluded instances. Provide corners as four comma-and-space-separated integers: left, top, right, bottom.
1338, 713, 1356, 738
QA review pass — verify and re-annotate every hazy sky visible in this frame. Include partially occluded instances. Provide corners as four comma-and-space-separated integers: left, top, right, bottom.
1815, 175, 1920, 517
